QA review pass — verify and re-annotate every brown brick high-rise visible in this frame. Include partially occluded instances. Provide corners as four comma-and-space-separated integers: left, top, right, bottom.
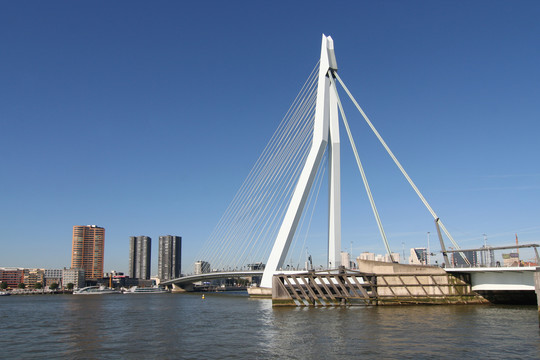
71, 225, 105, 280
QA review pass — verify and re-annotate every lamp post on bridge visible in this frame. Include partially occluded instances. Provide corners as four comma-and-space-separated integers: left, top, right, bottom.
483, 234, 488, 267
427, 232, 431, 265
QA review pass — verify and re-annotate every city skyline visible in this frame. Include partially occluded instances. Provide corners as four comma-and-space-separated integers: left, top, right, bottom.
1, 2, 540, 273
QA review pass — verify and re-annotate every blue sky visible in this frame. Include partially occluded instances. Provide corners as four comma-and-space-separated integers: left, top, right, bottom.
1, 1, 539, 274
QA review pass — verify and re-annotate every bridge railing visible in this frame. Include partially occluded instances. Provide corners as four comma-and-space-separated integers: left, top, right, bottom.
443, 243, 539, 268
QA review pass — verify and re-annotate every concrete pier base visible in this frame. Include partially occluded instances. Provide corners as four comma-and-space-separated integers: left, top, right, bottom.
247, 286, 272, 298
171, 283, 192, 293
270, 265, 487, 307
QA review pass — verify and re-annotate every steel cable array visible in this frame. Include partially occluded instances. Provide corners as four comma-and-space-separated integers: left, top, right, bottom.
194, 62, 467, 275
195, 63, 321, 272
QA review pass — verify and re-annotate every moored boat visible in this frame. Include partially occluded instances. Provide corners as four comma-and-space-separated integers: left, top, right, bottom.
123, 286, 169, 294
73, 286, 121, 295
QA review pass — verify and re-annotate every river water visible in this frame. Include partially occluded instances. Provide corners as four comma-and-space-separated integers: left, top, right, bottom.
1, 292, 539, 359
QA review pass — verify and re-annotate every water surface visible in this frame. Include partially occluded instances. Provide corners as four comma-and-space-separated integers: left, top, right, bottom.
1, 292, 538, 359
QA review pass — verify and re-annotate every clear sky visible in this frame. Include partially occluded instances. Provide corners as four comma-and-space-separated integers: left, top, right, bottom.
1, 1, 539, 274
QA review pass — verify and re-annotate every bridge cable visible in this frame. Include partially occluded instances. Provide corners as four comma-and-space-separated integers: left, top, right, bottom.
225, 81, 317, 269
244, 90, 317, 268
328, 74, 394, 261
233, 98, 316, 269
333, 71, 469, 265
200, 67, 317, 267
195, 64, 320, 271
292, 149, 328, 270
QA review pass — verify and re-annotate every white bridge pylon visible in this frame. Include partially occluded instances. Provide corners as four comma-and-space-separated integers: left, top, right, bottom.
260, 35, 341, 289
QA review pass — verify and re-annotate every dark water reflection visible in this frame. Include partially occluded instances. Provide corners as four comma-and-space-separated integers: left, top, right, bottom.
1, 293, 539, 359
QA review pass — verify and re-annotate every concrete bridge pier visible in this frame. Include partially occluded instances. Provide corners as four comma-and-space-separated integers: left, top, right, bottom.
171, 283, 193, 293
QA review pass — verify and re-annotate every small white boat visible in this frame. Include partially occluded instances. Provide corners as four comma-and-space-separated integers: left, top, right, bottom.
123, 286, 169, 294
73, 286, 121, 295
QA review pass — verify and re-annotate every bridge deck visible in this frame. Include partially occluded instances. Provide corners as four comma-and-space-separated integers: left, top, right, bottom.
445, 266, 537, 291
160, 270, 265, 287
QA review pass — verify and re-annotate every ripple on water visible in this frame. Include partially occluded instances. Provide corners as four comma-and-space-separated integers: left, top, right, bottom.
1, 295, 538, 359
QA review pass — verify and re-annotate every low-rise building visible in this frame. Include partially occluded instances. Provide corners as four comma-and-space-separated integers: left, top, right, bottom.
101, 271, 152, 288
194, 260, 210, 275
358, 252, 400, 264
359, 252, 375, 261
44, 269, 64, 288
451, 250, 478, 267
341, 251, 356, 268
502, 252, 520, 267
0, 268, 25, 288
23, 268, 45, 287
63, 268, 85, 289
409, 248, 427, 265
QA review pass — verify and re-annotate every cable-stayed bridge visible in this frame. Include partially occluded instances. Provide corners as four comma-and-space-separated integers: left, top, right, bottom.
165, 36, 539, 304
174, 34, 469, 287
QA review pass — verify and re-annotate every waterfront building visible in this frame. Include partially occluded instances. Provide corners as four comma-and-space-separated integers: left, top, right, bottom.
0, 268, 25, 288
194, 260, 211, 275
23, 268, 45, 287
246, 262, 264, 286
359, 252, 375, 261
129, 236, 152, 280
44, 269, 64, 287
340, 251, 355, 268
357, 252, 400, 264
481, 246, 496, 267
100, 272, 149, 288
409, 248, 427, 265
71, 225, 105, 280
158, 235, 182, 280
452, 250, 478, 267
248, 262, 264, 270
375, 254, 385, 262
62, 268, 85, 289
385, 253, 401, 263
502, 252, 520, 267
